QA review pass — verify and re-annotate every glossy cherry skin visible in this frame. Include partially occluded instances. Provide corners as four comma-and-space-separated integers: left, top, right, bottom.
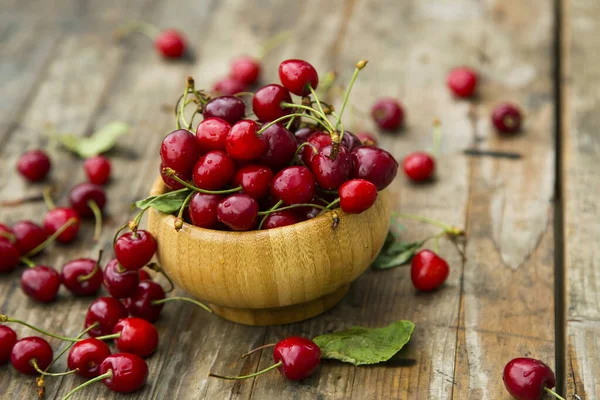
84, 155, 111, 185
217, 194, 259, 231
99, 353, 148, 393
231, 55, 261, 85
341, 131, 361, 151
492, 102, 522, 134
271, 166, 316, 205
503, 358, 556, 400
356, 132, 378, 146
0, 325, 17, 363
103, 258, 140, 299
43, 207, 80, 243
301, 132, 332, 165
154, 29, 186, 59
61, 258, 103, 296
262, 210, 302, 230
403, 152, 435, 182
233, 165, 273, 199
309, 145, 353, 190
279, 59, 319, 96
195, 117, 231, 153
258, 123, 298, 170
16, 150, 51, 182
213, 77, 246, 96
21, 266, 61, 303
447, 67, 478, 98
125, 281, 166, 323
252, 84, 292, 122
188, 193, 222, 229
294, 126, 317, 144
160, 162, 190, 190
69, 183, 107, 217
0, 239, 20, 273
273, 337, 321, 380
192, 150, 236, 190
371, 98, 404, 131
114, 230, 157, 271
67, 338, 111, 378
138, 269, 151, 281
411, 250, 449, 291
225, 120, 268, 162
160, 129, 201, 176
203, 96, 246, 125
13, 221, 48, 255
11, 336, 53, 375
351, 146, 398, 190
113, 318, 159, 358
339, 179, 378, 214
85, 297, 129, 337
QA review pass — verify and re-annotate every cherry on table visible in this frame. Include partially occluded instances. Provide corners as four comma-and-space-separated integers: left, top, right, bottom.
230, 55, 261, 85
195, 117, 231, 153
43, 207, 80, 244
85, 297, 128, 337
402, 152, 435, 182
13, 220, 48, 255
261, 210, 301, 229
21, 266, 61, 303
192, 150, 236, 190
492, 102, 522, 134
69, 183, 107, 218
503, 357, 560, 400
309, 145, 353, 190
125, 281, 166, 323
0, 325, 17, 363
371, 98, 404, 131
61, 257, 103, 296
67, 338, 111, 378
16, 150, 51, 182
0, 239, 20, 273
252, 84, 292, 122
213, 77, 246, 96
258, 123, 297, 170
339, 179, 378, 214
447, 67, 478, 98
103, 258, 140, 299
356, 132, 378, 146
217, 194, 259, 231
114, 230, 157, 271
233, 165, 273, 200
271, 166, 316, 205
279, 59, 319, 96
351, 146, 399, 190
225, 120, 268, 162
160, 129, 201, 176
203, 95, 246, 125
112, 317, 159, 358
188, 193, 222, 229
155, 29, 187, 58
84, 155, 111, 185
410, 250, 449, 291
11, 336, 53, 375
301, 132, 332, 165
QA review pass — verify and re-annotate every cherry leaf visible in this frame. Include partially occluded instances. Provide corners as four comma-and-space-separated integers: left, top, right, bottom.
313, 320, 415, 366
52, 122, 129, 158
134, 188, 191, 214
372, 237, 425, 270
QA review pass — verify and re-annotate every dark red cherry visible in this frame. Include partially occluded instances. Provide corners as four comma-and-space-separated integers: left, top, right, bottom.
296, 206, 321, 221
188, 193, 222, 229
16, 150, 51, 182
351, 146, 398, 190
258, 123, 297, 170
160, 162, 190, 190
225, 120, 268, 162
231, 56, 261, 85
492, 102, 522, 134
273, 337, 321, 380
138, 269, 151, 281
447, 67, 478, 98
213, 77, 246, 96
154, 29, 186, 59
192, 150, 236, 190
11, 336, 53, 375
61, 258, 103, 296
356, 132, 378, 146
113, 318, 159, 358
43, 207, 80, 244
279, 59, 319, 96
252, 84, 292, 122
67, 338, 111, 378
21, 266, 60, 303
338, 179, 378, 214
503, 357, 557, 400
160, 129, 200, 176
203, 96, 246, 125
233, 165, 273, 199
0, 325, 17, 363
99, 353, 148, 393
125, 281, 166, 323
217, 194, 259, 231
294, 126, 317, 144
341, 131, 361, 151
0, 239, 20, 273
309, 145, 353, 190
103, 258, 140, 299
114, 230, 157, 271
84, 155, 111, 185
261, 210, 301, 230
403, 152, 435, 182
301, 132, 332, 165
270, 166, 315, 205
195, 117, 231, 153
69, 183, 107, 217
13, 221, 48, 255
371, 98, 404, 131
411, 250, 449, 291
85, 297, 128, 337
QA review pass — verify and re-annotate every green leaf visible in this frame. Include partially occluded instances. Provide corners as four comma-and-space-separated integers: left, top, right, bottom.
313, 320, 415, 366
52, 122, 129, 158
134, 189, 191, 214
372, 240, 425, 270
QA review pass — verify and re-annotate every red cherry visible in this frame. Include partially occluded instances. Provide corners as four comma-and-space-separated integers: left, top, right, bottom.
261, 210, 301, 230
301, 132, 332, 165
192, 150, 236, 190
356, 132, 378, 146
273, 337, 321, 380
217, 194, 259, 231
309, 145, 353, 190
138, 269, 151, 281
13, 221, 48, 255
492, 102, 522, 134
0, 223, 14, 237
338, 179, 378, 214
0, 325, 17, 363
230, 56, 261, 85
0, 239, 20, 273
258, 123, 298, 170
21, 266, 61, 303
67, 338, 111, 378
114, 230, 157, 271
503, 358, 557, 400
195, 117, 231, 153
113, 318, 159, 358
10, 336, 53, 375
85, 297, 128, 337
160, 129, 201, 176
84, 155, 111, 185
351, 146, 398, 190
125, 281, 166, 323
402, 152, 435, 182
188, 193, 222, 229
294, 126, 317, 144
371, 98, 404, 131
279, 59, 319, 96
270, 166, 315, 205
341, 131, 361, 151
103, 258, 140, 299
16, 150, 51, 182
447, 67, 478, 98
203, 96, 246, 125
61, 258, 103, 296
160, 162, 190, 190
252, 84, 292, 122
225, 120, 268, 162
154, 29, 186, 59
213, 77, 246, 96
410, 250, 449, 291
69, 183, 107, 217
43, 207, 80, 243
99, 353, 148, 393
233, 165, 273, 199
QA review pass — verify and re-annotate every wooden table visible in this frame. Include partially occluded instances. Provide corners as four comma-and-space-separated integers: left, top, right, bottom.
0, 0, 597, 398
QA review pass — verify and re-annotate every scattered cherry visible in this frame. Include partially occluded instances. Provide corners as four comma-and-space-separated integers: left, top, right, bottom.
114, 230, 157, 271
155, 29, 187, 59
252, 84, 292, 122
503, 357, 560, 400
69, 183, 107, 217
13, 221, 48, 255
0, 325, 17, 363
258, 123, 298, 170
309, 145, 353, 190
371, 98, 404, 131
195, 117, 231, 153
262, 210, 301, 229
203, 95, 246, 125
213, 77, 246, 96
402, 152, 435, 182
492, 102, 522, 134
103, 258, 140, 299
279, 59, 319, 96
192, 150, 236, 190
84, 155, 111, 185
447, 67, 478, 98
67, 338, 111, 378
21, 266, 61, 303
61, 257, 103, 296
217, 194, 259, 231
233, 165, 273, 199
351, 146, 398, 190
410, 250, 449, 291
11, 336, 53, 375
160, 129, 201, 177
85, 297, 128, 337
225, 120, 268, 161
125, 281, 166, 323
43, 207, 80, 244
0, 239, 20, 273
16, 150, 51, 182
188, 193, 222, 229
112, 317, 159, 357
230, 55, 261, 85
338, 179, 378, 214
271, 166, 315, 205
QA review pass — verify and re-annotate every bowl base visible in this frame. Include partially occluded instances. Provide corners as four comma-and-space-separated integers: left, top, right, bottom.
209, 285, 350, 326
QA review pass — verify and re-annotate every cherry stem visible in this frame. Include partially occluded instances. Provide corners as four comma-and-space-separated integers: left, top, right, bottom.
292, 142, 318, 163
45, 323, 99, 371
280, 102, 330, 127
335, 60, 368, 131
26, 217, 77, 257
147, 262, 175, 293
285, 115, 297, 130
544, 387, 566, 400
42, 186, 56, 210
152, 296, 212, 313
324, 198, 340, 211
175, 191, 195, 231
0, 193, 45, 207
62, 370, 113, 400
308, 86, 336, 133
431, 119, 442, 156
162, 169, 243, 195
257, 200, 283, 230
234, 92, 255, 98
113, 20, 160, 41
176, 78, 193, 129
113, 223, 129, 246
258, 202, 326, 216
209, 361, 282, 380
330, 111, 345, 143
78, 249, 103, 282
32, 359, 78, 377
0, 315, 78, 342
258, 113, 332, 135
20, 256, 35, 268
258, 30, 292, 59
393, 213, 462, 236
86, 200, 103, 241
0, 231, 16, 242
94, 333, 121, 341
241, 343, 275, 359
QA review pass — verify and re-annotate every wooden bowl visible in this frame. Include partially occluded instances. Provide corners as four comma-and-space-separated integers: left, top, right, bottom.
147, 177, 392, 326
